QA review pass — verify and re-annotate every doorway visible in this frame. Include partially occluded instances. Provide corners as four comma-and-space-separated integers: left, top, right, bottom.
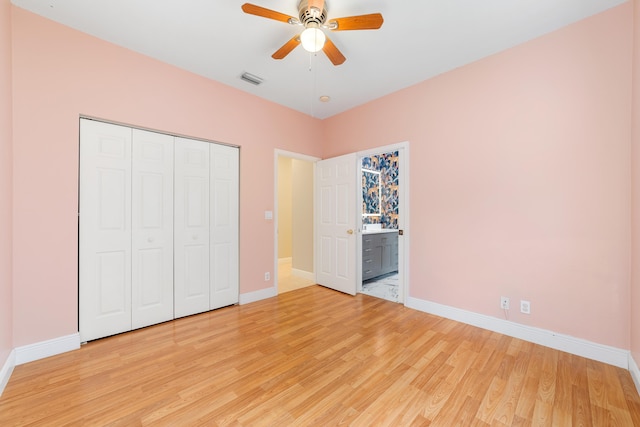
274, 150, 319, 294
274, 143, 408, 302
357, 143, 408, 304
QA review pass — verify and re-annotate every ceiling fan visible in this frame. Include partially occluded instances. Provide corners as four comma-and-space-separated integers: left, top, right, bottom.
241, 0, 384, 66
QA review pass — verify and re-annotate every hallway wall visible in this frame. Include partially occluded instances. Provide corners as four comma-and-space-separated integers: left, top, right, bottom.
277, 157, 293, 259
291, 159, 314, 274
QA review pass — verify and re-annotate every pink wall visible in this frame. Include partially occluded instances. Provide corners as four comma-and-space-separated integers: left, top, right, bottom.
8, 3, 638, 354
0, 0, 13, 365
632, 0, 640, 363
10, 7, 324, 347
324, 4, 633, 348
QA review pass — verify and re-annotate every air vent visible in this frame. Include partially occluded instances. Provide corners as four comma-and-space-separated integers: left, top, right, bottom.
240, 72, 264, 86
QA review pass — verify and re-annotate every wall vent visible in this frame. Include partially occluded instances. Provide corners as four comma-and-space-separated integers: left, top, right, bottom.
240, 72, 264, 86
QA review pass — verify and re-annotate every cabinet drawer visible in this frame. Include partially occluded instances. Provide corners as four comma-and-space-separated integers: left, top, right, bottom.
362, 237, 375, 250
362, 258, 375, 270
362, 232, 399, 280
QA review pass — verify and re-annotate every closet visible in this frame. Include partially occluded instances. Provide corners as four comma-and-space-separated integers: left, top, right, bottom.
79, 119, 239, 342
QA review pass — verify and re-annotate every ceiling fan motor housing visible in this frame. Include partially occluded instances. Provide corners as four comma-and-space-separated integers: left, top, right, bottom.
298, 0, 328, 27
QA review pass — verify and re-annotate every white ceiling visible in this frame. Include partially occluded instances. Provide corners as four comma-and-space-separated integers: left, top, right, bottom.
12, 0, 627, 119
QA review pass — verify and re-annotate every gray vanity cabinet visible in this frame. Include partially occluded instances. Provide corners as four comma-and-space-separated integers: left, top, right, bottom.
362, 231, 398, 281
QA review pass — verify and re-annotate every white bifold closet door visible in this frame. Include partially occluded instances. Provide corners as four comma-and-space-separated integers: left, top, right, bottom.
209, 144, 239, 310
131, 129, 174, 329
174, 138, 239, 316
80, 121, 175, 341
79, 120, 133, 341
174, 137, 211, 318
80, 119, 239, 342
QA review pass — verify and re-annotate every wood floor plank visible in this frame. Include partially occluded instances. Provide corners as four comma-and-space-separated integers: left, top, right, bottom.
617, 366, 640, 426
1, 285, 639, 426
491, 352, 530, 425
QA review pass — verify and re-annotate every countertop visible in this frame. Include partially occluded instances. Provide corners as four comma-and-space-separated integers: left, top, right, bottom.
362, 229, 399, 235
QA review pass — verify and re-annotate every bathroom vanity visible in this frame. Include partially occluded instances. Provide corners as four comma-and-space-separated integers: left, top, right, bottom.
362, 229, 399, 281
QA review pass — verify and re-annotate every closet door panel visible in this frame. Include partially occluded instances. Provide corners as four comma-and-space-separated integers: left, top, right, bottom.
174, 137, 210, 318
210, 144, 239, 309
79, 119, 132, 342
131, 129, 174, 329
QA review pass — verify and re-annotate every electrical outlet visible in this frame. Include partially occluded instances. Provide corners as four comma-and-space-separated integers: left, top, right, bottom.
264, 272, 270, 281
520, 300, 531, 314
500, 296, 510, 310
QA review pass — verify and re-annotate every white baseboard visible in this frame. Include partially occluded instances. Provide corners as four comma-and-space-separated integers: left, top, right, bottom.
630, 353, 640, 395
15, 333, 81, 366
278, 257, 292, 264
291, 268, 314, 282
0, 349, 15, 397
239, 286, 277, 305
406, 297, 629, 369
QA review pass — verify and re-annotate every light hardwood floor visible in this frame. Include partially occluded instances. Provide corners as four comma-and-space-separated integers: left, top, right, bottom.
1, 285, 639, 426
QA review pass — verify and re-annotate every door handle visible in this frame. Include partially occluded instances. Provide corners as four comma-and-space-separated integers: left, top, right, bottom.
347, 229, 354, 235
147, 236, 155, 243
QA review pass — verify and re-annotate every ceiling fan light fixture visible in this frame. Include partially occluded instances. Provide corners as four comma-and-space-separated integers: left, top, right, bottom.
300, 26, 326, 53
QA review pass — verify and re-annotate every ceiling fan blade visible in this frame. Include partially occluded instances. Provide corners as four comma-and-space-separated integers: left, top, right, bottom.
241, 3, 295, 24
322, 37, 346, 66
272, 36, 301, 60
329, 13, 384, 31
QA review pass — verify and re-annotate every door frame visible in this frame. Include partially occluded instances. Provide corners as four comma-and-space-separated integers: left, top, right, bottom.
273, 149, 321, 294
356, 141, 410, 304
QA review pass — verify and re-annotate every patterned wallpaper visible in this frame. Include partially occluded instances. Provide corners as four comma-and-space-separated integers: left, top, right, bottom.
362, 151, 399, 229
362, 170, 380, 216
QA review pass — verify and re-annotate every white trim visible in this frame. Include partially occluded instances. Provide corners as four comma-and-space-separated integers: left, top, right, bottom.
291, 268, 315, 281
406, 296, 629, 369
15, 333, 81, 366
630, 353, 640, 396
239, 286, 277, 305
274, 149, 321, 164
399, 143, 409, 304
278, 257, 292, 264
0, 350, 16, 397
357, 141, 408, 157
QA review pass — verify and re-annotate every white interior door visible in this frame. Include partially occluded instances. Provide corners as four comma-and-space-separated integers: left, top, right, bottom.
131, 129, 174, 329
315, 153, 357, 295
209, 144, 240, 309
174, 137, 210, 318
79, 119, 132, 342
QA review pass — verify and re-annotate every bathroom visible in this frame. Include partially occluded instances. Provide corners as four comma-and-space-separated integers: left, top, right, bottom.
361, 150, 400, 302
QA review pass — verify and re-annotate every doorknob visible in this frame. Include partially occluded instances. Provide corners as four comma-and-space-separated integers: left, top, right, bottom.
347, 229, 354, 235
